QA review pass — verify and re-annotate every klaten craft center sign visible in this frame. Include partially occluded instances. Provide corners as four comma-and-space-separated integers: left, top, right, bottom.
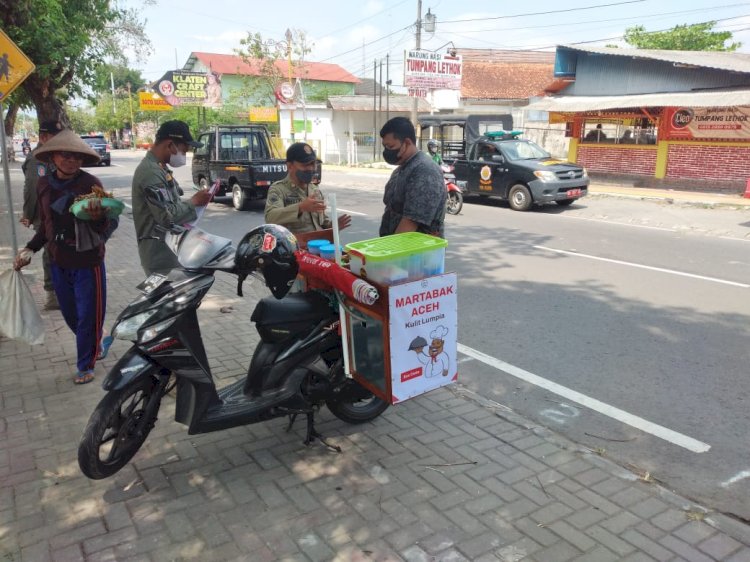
404, 50, 462, 90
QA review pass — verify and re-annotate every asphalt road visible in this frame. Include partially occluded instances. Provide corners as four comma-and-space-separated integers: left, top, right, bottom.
65, 150, 750, 521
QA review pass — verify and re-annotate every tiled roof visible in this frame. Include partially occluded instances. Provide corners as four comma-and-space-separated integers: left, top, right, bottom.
185, 52, 360, 84
457, 49, 555, 64
461, 62, 554, 100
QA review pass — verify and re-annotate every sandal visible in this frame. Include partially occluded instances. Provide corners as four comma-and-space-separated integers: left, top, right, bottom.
98, 335, 114, 360
74, 371, 95, 385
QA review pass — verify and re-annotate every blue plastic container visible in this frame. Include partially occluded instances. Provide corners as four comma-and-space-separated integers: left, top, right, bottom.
307, 239, 329, 255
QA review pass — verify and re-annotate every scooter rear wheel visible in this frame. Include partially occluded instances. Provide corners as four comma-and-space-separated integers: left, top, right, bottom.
78, 373, 161, 479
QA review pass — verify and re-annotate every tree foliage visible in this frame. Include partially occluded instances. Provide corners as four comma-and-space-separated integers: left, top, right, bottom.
91, 64, 146, 99
623, 22, 740, 51
0, 0, 153, 126
235, 29, 312, 106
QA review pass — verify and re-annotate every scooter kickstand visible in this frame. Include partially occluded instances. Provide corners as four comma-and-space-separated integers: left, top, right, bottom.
285, 413, 298, 432
304, 412, 342, 453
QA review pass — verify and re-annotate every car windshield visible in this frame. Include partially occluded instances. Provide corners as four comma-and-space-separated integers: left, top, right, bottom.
82, 137, 105, 145
499, 140, 550, 161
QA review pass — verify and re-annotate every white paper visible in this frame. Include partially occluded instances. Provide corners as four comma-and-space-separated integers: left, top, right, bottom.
186, 179, 221, 229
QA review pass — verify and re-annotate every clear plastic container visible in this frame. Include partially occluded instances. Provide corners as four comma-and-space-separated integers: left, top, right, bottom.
319, 243, 342, 261
345, 233, 447, 285
307, 239, 329, 255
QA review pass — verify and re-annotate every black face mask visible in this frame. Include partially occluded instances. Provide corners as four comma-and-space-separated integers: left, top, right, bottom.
295, 170, 314, 185
382, 144, 403, 165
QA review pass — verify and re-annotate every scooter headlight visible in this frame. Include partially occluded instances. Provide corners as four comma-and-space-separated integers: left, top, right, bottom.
112, 309, 159, 342
139, 317, 178, 344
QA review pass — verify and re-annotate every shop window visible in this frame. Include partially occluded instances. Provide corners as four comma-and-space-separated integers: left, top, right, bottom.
581, 119, 657, 145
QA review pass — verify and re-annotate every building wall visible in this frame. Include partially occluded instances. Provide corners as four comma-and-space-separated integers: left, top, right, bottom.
576, 145, 658, 176
665, 143, 750, 182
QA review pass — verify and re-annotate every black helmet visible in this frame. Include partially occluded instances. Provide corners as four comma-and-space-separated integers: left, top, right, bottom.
235, 224, 299, 299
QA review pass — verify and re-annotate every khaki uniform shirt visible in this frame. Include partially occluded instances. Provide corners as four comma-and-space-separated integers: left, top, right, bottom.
132, 151, 197, 275
22, 147, 54, 227
264, 175, 331, 234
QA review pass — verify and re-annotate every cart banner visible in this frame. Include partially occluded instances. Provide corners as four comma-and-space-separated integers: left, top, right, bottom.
404, 50, 462, 90
663, 106, 750, 140
388, 273, 458, 403
154, 70, 223, 108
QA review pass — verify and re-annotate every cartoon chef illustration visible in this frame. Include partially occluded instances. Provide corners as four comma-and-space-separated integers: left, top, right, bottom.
409, 326, 451, 378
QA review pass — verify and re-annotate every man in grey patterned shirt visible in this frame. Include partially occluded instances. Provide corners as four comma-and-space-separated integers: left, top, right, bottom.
379, 117, 446, 238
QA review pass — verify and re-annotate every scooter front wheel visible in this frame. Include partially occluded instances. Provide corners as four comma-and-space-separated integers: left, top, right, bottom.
446, 190, 463, 215
78, 372, 161, 479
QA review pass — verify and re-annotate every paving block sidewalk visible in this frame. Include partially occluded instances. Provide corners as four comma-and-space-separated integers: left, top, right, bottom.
2, 185, 750, 560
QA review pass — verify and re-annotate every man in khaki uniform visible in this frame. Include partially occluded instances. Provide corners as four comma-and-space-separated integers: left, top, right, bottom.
20, 120, 64, 309
264, 142, 351, 234
132, 120, 212, 276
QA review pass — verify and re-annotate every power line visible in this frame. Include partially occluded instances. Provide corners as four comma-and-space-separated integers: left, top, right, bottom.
438, 0, 649, 25
440, 3, 750, 34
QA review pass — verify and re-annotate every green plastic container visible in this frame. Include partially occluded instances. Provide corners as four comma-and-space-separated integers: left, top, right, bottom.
346, 232, 447, 285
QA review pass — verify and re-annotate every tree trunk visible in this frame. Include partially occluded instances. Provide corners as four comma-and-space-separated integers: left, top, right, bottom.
3, 103, 18, 162
23, 75, 70, 128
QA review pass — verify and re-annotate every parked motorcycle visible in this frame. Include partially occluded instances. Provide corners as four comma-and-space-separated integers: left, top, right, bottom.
78, 224, 389, 480
442, 163, 464, 215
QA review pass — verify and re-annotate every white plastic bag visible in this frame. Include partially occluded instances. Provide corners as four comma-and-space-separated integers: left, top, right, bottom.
0, 269, 45, 345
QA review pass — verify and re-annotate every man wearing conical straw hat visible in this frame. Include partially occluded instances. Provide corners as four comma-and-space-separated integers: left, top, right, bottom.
14, 129, 119, 385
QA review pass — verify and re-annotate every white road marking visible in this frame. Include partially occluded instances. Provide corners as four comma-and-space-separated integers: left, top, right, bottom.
534, 245, 750, 288
719, 236, 750, 243
336, 207, 367, 216
720, 470, 750, 488
555, 214, 676, 232
457, 343, 711, 453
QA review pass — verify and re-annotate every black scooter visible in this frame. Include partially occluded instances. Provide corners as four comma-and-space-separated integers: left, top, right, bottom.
78, 226, 388, 480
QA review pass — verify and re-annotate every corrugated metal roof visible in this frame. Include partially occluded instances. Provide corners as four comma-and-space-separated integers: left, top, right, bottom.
527, 88, 750, 111
562, 45, 750, 74
328, 95, 431, 112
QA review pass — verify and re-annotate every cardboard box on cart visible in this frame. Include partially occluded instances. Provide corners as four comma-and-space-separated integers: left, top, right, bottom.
341, 234, 457, 404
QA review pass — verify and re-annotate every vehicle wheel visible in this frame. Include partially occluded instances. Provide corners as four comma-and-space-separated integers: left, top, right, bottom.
508, 184, 533, 212
78, 373, 162, 479
326, 361, 389, 424
105, 160, 111, 167
232, 183, 250, 211
446, 191, 463, 215
198, 177, 209, 191
556, 199, 575, 207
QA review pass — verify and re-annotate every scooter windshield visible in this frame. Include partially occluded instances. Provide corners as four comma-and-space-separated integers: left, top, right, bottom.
166, 228, 234, 269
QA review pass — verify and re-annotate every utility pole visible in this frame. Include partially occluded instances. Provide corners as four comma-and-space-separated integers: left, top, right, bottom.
373, 59, 377, 161
411, 0, 422, 133
386, 53, 391, 121
127, 82, 136, 150
286, 28, 294, 142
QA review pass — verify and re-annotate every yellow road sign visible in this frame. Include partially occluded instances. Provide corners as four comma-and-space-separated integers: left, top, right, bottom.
0, 30, 35, 102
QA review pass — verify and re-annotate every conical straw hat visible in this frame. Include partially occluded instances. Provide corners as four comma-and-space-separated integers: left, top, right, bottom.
35, 129, 101, 166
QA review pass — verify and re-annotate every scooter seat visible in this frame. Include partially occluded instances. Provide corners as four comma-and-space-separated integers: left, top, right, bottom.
252, 292, 334, 342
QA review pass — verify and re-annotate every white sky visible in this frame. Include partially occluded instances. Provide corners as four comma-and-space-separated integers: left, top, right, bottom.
124, 0, 750, 90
